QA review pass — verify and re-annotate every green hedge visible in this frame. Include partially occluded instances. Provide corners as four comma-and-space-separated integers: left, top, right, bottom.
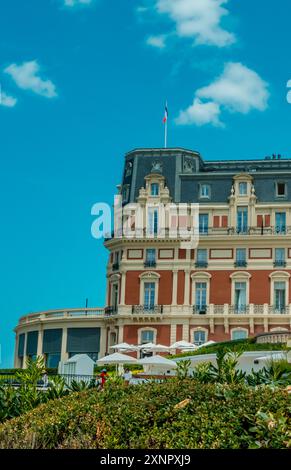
0, 380, 290, 449
170, 338, 287, 359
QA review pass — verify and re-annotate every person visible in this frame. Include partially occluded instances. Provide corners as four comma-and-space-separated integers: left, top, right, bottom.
99, 368, 108, 389
122, 368, 132, 385
42, 371, 49, 388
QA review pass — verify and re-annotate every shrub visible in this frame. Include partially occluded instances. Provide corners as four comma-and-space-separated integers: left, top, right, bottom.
0, 380, 290, 449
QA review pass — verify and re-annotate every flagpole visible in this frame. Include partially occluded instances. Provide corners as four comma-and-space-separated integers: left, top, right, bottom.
164, 119, 167, 148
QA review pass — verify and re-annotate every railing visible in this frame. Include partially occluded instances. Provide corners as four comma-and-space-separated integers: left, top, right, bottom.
144, 260, 157, 268
18, 308, 109, 325
104, 225, 291, 240
229, 305, 250, 315
273, 260, 287, 268
0, 373, 97, 388
195, 261, 208, 268
193, 305, 208, 315
234, 260, 248, 268
104, 306, 118, 316
132, 305, 163, 314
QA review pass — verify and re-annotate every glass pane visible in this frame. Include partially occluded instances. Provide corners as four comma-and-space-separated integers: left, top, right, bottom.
232, 330, 247, 340
236, 249, 246, 261
193, 331, 206, 345
197, 249, 207, 262
199, 214, 209, 234
141, 330, 154, 343
146, 249, 156, 262
144, 282, 155, 309
151, 184, 159, 196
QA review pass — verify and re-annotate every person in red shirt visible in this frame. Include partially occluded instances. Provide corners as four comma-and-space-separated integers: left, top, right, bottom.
99, 369, 108, 389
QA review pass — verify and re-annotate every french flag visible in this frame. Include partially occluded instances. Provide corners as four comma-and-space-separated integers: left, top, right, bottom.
163, 103, 168, 124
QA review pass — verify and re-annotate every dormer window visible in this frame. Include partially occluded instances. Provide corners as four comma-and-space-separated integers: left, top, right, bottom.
276, 182, 286, 198
200, 184, 210, 199
151, 183, 159, 196
239, 182, 247, 196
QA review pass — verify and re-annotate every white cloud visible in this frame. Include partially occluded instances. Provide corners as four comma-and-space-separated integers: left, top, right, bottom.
176, 62, 269, 126
146, 35, 167, 49
4, 61, 57, 98
176, 98, 222, 126
155, 0, 235, 47
0, 88, 17, 108
197, 62, 269, 113
64, 0, 93, 6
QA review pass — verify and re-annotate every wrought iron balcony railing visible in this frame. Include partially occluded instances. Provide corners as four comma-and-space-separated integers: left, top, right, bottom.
229, 305, 250, 315
273, 260, 287, 268
144, 260, 157, 268
195, 261, 208, 268
193, 305, 208, 315
105, 225, 291, 241
234, 260, 247, 268
104, 306, 118, 316
132, 305, 163, 314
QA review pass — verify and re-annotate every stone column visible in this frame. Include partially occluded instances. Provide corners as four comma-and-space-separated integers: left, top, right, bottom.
170, 323, 177, 345
37, 328, 44, 359
182, 323, 189, 342
120, 271, 126, 306
99, 326, 107, 358
23, 333, 28, 369
61, 327, 68, 362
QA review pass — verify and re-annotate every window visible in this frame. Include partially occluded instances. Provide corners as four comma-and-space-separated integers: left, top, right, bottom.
234, 282, 247, 313
199, 214, 209, 234
145, 249, 156, 267
151, 183, 159, 196
239, 182, 247, 196
237, 207, 248, 234
193, 330, 206, 346
141, 330, 154, 344
111, 283, 119, 312
196, 249, 208, 267
231, 329, 248, 340
195, 282, 207, 312
276, 182, 286, 198
274, 281, 286, 313
274, 248, 286, 267
200, 184, 210, 199
122, 185, 129, 202
144, 282, 155, 310
148, 208, 159, 235
236, 248, 247, 267
275, 212, 286, 234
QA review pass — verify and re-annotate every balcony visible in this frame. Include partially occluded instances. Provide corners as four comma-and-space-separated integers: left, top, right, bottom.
195, 261, 208, 269
193, 305, 208, 315
104, 306, 118, 316
112, 262, 120, 271
234, 260, 247, 268
131, 305, 163, 315
144, 260, 157, 268
273, 260, 287, 268
104, 225, 291, 242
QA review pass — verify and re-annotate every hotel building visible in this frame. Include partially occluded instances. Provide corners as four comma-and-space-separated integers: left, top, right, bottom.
14, 148, 291, 368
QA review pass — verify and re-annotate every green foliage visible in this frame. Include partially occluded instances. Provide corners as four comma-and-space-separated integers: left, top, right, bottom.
176, 360, 191, 379
170, 338, 287, 359
0, 381, 289, 449
69, 379, 96, 392
247, 359, 291, 387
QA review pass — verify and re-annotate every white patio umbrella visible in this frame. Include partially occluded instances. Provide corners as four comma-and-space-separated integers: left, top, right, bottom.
138, 342, 157, 350
139, 355, 177, 368
110, 342, 139, 352
97, 352, 137, 364
97, 352, 137, 374
142, 343, 171, 352
170, 341, 198, 350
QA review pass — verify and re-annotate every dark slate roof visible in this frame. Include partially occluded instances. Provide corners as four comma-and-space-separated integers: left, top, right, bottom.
122, 148, 291, 204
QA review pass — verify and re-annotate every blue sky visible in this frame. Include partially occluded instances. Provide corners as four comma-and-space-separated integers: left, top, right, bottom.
1, 0, 291, 367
